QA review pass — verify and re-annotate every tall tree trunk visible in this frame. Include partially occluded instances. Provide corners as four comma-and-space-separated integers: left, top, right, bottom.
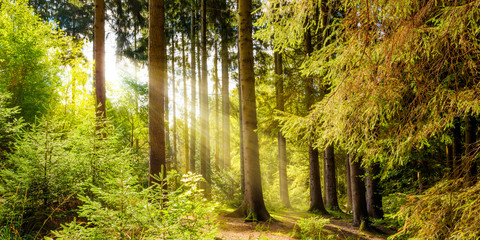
221, 25, 231, 170
465, 115, 477, 179
189, 8, 197, 173
148, 0, 166, 185
94, 0, 106, 121
214, 38, 221, 171
239, 82, 245, 195
172, 32, 177, 171
200, 0, 210, 197
275, 51, 291, 208
346, 154, 352, 213
366, 163, 383, 219
165, 33, 169, 163
182, 33, 189, 173
453, 117, 462, 177
349, 154, 368, 227
324, 144, 340, 211
305, 28, 327, 214
229, 0, 270, 221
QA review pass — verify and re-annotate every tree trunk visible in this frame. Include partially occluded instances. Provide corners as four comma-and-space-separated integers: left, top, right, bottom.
366, 163, 383, 219
148, 0, 166, 185
221, 24, 231, 170
324, 144, 340, 211
465, 115, 477, 180
172, 32, 177, 171
182, 33, 189, 173
349, 154, 368, 227
239, 82, 245, 195
346, 154, 352, 213
214, 38, 221, 171
275, 51, 291, 208
452, 117, 462, 177
189, 8, 197, 173
305, 27, 327, 214
229, 0, 270, 221
200, 0, 210, 198
94, 0, 106, 120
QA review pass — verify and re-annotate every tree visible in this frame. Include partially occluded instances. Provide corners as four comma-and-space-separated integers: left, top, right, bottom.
148, 0, 166, 184
182, 33, 190, 173
229, 0, 270, 221
324, 145, 340, 211
304, 27, 327, 214
199, 0, 210, 197
349, 155, 368, 227
275, 51, 291, 208
189, 6, 197, 173
366, 162, 383, 219
94, 0, 106, 121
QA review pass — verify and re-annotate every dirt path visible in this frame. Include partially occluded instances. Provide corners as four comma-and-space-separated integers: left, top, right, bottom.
216, 210, 394, 240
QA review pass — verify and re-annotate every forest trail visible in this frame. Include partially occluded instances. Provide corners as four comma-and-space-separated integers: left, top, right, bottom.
216, 210, 393, 240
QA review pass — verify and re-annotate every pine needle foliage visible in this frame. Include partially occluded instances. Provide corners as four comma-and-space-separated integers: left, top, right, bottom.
392, 178, 480, 239
256, 0, 480, 168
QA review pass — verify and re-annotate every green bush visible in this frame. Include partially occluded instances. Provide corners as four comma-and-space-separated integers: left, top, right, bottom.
293, 217, 330, 240
0, 115, 134, 236
49, 170, 218, 239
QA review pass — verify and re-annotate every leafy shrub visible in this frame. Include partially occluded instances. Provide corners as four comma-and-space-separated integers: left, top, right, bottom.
49, 170, 217, 239
391, 178, 480, 240
293, 217, 330, 240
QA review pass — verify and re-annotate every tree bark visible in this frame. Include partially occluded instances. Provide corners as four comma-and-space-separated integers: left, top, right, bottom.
324, 144, 340, 211
349, 154, 368, 227
346, 154, 352, 213
214, 38, 221, 171
148, 0, 166, 185
200, 0, 210, 198
94, 0, 106, 120
239, 82, 245, 195
181, 33, 189, 173
366, 163, 383, 219
189, 8, 197, 173
452, 117, 462, 178
465, 115, 477, 179
229, 0, 270, 221
221, 23, 231, 170
172, 32, 177, 171
305, 27, 327, 214
275, 51, 291, 208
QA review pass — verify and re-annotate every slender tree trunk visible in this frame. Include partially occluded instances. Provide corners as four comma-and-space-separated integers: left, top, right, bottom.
446, 144, 453, 173
228, 0, 270, 221
324, 144, 340, 211
453, 117, 462, 177
346, 154, 352, 213
305, 28, 327, 214
221, 26, 231, 169
189, 8, 197, 173
350, 155, 368, 227
182, 33, 189, 173
366, 163, 383, 219
239, 82, 245, 195
214, 38, 221, 171
165, 33, 169, 163
275, 51, 291, 208
200, 0, 210, 197
94, 0, 106, 120
148, 0, 166, 185
465, 115, 477, 179
172, 32, 177, 171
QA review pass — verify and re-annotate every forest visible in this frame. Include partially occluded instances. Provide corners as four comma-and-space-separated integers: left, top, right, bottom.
1, 0, 480, 239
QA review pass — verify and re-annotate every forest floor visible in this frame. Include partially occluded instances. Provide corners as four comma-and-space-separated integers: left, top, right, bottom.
216, 210, 396, 240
